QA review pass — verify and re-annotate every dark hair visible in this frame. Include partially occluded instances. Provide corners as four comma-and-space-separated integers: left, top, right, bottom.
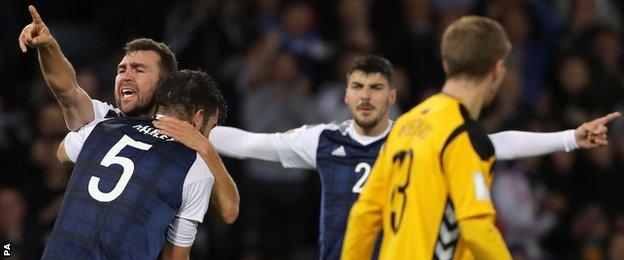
124, 38, 178, 79
154, 70, 227, 127
346, 55, 395, 87
441, 16, 512, 79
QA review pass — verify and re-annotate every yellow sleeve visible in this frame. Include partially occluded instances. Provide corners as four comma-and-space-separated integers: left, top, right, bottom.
341, 144, 390, 260
458, 215, 511, 260
442, 132, 495, 221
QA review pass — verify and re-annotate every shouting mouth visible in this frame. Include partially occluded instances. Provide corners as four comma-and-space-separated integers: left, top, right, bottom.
120, 88, 137, 101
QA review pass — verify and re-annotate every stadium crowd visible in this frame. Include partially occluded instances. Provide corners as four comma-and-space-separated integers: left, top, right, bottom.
2, 0, 624, 259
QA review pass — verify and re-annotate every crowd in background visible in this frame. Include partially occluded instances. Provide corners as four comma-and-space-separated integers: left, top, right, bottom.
2, 0, 624, 259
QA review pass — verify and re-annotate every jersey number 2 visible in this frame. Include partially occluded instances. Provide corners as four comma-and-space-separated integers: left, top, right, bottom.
88, 135, 152, 202
352, 162, 372, 193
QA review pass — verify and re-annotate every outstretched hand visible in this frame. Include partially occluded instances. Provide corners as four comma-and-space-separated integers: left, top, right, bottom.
575, 112, 621, 149
153, 116, 211, 153
18, 5, 54, 52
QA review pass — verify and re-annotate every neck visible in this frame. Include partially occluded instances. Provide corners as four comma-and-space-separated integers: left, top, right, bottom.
441, 78, 488, 119
353, 117, 390, 136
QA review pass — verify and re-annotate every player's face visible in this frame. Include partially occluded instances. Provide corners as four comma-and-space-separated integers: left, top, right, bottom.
114, 50, 162, 116
345, 71, 396, 130
201, 113, 220, 137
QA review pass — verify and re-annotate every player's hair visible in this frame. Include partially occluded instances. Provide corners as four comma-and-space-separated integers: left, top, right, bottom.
155, 70, 227, 127
441, 16, 512, 79
346, 55, 395, 88
124, 38, 178, 79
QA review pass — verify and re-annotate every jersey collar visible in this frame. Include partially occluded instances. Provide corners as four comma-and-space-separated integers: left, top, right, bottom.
347, 119, 393, 146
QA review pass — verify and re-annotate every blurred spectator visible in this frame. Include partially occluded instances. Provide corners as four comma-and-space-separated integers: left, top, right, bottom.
552, 54, 594, 127
572, 203, 610, 259
0, 187, 42, 259
235, 32, 315, 258
609, 232, 624, 260
274, 2, 331, 66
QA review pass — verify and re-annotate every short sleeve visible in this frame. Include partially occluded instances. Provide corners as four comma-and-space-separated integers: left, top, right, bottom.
64, 118, 108, 162
177, 154, 215, 223
271, 124, 329, 169
92, 99, 121, 121
443, 132, 496, 221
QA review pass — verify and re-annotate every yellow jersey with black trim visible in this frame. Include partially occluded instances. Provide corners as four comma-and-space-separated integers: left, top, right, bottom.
342, 93, 497, 260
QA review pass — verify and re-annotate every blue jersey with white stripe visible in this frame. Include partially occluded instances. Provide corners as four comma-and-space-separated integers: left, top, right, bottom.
43, 117, 198, 259
315, 122, 386, 260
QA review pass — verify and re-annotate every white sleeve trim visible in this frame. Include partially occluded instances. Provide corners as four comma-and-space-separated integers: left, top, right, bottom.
176, 154, 214, 223
489, 130, 578, 161
166, 217, 199, 247
63, 117, 110, 162
91, 99, 120, 121
271, 124, 329, 169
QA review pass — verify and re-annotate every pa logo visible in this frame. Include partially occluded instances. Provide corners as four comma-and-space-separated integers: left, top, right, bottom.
2, 242, 10, 257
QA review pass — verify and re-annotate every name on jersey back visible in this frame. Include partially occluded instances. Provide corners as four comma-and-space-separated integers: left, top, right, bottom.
133, 124, 174, 141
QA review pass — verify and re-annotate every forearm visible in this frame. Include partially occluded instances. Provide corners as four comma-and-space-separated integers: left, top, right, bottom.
37, 39, 94, 130
458, 215, 511, 260
489, 130, 578, 160
37, 39, 79, 100
197, 142, 239, 224
209, 126, 280, 161
161, 241, 190, 260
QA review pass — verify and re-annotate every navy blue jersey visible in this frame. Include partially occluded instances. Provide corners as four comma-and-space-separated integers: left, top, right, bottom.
229, 119, 392, 260
43, 116, 213, 259
315, 123, 386, 260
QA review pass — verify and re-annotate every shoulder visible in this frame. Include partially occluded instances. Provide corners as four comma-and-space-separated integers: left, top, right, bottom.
91, 99, 122, 119
184, 154, 215, 185
441, 106, 493, 160
279, 122, 341, 140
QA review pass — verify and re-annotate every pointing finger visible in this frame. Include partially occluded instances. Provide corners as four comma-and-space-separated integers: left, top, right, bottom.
592, 112, 621, 126
29, 5, 43, 24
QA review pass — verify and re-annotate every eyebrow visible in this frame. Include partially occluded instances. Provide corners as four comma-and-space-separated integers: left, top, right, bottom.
117, 62, 147, 70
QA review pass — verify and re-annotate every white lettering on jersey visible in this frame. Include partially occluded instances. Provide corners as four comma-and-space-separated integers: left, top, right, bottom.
132, 124, 174, 141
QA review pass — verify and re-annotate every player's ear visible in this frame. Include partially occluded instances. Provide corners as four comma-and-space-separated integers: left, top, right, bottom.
489, 59, 506, 84
192, 109, 205, 131
389, 85, 397, 105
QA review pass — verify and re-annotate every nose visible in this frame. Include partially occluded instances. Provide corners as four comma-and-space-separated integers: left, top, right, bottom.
360, 86, 372, 100
119, 70, 135, 82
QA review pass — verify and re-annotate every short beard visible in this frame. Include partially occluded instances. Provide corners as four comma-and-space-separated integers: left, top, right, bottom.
354, 116, 380, 131
118, 97, 156, 117
352, 104, 388, 132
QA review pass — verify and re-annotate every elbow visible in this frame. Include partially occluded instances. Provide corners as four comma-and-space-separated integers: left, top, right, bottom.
458, 215, 496, 247
223, 207, 239, 224
222, 196, 240, 224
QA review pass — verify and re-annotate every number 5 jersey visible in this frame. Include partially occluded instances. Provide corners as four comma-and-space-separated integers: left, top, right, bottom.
42, 116, 214, 259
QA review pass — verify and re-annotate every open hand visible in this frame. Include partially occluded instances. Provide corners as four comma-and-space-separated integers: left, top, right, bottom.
153, 116, 212, 153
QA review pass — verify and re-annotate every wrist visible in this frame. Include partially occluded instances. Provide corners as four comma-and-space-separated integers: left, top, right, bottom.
564, 129, 579, 152
37, 37, 58, 51
197, 138, 216, 155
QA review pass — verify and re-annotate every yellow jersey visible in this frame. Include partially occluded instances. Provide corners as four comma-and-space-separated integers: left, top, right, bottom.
342, 93, 504, 260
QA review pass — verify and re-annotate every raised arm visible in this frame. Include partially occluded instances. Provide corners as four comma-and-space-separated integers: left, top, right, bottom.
490, 112, 620, 160
19, 5, 94, 130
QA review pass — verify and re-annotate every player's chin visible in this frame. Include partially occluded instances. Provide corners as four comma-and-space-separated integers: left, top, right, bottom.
355, 116, 378, 129
120, 103, 140, 116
